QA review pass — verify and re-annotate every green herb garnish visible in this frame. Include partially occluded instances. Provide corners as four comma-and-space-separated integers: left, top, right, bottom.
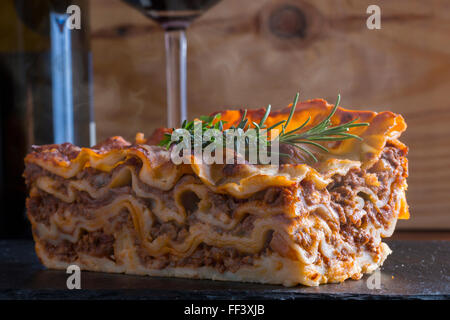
159, 113, 227, 150
158, 93, 369, 163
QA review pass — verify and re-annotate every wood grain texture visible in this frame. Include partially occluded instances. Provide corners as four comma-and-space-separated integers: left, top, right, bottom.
90, 0, 450, 229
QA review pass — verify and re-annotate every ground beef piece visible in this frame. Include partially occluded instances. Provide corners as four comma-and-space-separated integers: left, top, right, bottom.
139, 243, 255, 273
75, 230, 115, 260
150, 222, 179, 240
326, 144, 405, 252
278, 144, 310, 164
44, 240, 77, 262
26, 194, 61, 226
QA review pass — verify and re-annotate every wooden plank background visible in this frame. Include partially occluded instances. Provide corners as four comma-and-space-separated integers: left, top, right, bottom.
89, 0, 450, 230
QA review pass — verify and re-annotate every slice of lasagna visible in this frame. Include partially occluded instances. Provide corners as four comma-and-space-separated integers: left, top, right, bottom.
23, 98, 408, 286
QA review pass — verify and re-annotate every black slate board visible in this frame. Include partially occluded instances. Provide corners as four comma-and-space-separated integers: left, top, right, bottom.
0, 240, 448, 300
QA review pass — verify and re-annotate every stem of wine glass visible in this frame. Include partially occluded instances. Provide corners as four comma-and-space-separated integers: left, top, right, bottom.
164, 29, 187, 128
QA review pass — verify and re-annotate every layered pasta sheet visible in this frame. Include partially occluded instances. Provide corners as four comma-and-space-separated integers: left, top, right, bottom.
24, 99, 408, 286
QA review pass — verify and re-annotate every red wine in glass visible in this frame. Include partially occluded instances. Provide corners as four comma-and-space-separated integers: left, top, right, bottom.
122, 0, 222, 127
123, 0, 221, 30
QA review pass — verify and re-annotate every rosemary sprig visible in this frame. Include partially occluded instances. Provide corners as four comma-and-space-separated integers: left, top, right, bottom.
253, 94, 369, 162
276, 94, 369, 162
158, 113, 226, 150
158, 93, 369, 163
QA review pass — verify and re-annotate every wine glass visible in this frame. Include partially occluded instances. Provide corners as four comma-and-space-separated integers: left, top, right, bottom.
122, 0, 222, 128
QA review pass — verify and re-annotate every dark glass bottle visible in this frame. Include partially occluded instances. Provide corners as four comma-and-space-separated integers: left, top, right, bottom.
0, 0, 94, 238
